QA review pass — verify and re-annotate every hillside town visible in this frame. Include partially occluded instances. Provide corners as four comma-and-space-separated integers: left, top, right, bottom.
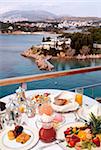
0, 18, 101, 34
0, 13, 101, 71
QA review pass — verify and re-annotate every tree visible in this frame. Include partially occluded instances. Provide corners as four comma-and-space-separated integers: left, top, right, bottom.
61, 41, 66, 49
66, 48, 75, 56
80, 46, 90, 55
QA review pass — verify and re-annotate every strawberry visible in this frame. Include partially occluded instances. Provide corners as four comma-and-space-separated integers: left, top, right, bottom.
69, 140, 76, 147
66, 136, 71, 143
64, 128, 71, 135
92, 137, 100, 147
72, 135, 80, 143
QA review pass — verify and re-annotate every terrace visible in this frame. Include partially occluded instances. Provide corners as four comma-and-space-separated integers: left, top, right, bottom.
0, 66, 101, 150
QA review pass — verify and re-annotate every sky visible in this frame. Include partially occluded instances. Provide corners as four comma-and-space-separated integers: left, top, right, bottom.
0, 0, 101, 17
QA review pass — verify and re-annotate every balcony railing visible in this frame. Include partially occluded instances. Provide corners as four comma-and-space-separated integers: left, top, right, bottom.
69, 82, 101, 98
0, 66, 101, 86
0, 66, 101, 99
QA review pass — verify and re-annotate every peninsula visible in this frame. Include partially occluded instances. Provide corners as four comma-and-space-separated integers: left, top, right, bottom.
21, 27, 101, 71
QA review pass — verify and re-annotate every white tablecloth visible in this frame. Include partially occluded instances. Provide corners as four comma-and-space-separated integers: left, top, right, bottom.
0, 89, 98, 150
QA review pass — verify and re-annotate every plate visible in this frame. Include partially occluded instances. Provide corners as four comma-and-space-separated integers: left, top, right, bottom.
0, 126, 39, 150
50, 91, 79, 113
51, 102, 79, 113
57, 122, 101, 150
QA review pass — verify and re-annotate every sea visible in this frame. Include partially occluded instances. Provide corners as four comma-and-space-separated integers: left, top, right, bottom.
0, 34, 101, 98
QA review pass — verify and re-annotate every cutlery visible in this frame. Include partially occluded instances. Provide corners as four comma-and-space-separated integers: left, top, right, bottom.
74, 110, 88, 123
74, 111, 80, 122
37, 139, 65, 150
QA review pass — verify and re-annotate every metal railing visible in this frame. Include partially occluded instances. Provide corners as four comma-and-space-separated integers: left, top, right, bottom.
0, 66, 101, 99
0, 66, 101, 86
69, 82, 101, 98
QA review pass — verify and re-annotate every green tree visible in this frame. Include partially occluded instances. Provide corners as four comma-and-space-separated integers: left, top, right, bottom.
80, 46, 90, 55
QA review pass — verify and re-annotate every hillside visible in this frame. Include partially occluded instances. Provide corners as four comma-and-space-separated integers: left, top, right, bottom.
0, 10, 57, 22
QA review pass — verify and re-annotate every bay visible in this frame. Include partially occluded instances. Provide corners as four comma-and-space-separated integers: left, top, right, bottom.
0, 34, 101, 98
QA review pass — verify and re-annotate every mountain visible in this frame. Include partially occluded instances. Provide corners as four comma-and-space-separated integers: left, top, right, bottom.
0, 10, 57, 22
0, 10, 100, 22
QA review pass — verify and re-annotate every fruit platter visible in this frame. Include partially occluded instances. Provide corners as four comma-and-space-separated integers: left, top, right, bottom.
57, 113, 101, 150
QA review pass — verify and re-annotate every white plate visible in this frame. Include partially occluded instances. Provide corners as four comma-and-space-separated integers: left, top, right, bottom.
0, 126, 39, 150
50, 91, 79, 113
51, 102, 79, 113
57, 122, 101, 150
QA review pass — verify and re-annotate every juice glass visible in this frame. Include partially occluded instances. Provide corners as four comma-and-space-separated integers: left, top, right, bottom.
75, 88, 83, 106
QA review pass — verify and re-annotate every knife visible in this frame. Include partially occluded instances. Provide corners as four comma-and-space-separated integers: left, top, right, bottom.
37, 139, 65, 150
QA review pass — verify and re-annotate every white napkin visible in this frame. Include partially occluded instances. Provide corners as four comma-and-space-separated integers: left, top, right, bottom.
84, 103, 101, 120
88, 103, 101, 116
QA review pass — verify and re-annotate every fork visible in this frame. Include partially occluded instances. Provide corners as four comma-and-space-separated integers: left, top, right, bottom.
74, 111, 80, 122
37, 139, 65, 150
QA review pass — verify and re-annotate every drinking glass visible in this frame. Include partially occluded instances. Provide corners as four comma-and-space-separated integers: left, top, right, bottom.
5, 97, 22, 126
26, 100, 36, 118
75, 88, 83, 106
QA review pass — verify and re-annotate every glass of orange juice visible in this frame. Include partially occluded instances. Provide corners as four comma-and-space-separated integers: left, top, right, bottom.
75, 88, 83, 106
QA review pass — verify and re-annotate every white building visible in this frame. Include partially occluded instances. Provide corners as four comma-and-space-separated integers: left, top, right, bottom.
41, 37, 71, 50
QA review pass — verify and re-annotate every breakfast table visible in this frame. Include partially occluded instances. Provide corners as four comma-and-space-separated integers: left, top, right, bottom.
0, 89, 100, 150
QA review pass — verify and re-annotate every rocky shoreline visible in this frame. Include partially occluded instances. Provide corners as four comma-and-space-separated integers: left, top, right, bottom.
21, 48, 54, 71
21, 46, 101, 71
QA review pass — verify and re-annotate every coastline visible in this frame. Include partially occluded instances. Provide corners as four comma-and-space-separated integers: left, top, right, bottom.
21, 47, 101, 71
21, 49, 54, 71
0, 31, 61, 36
52, 54, 101, 60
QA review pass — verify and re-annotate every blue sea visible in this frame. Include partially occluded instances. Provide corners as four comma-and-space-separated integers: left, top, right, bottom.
0, 34, 101, 98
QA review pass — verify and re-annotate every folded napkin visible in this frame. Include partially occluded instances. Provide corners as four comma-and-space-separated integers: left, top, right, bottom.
83, 103, 101, 120
88, 103, 101, 116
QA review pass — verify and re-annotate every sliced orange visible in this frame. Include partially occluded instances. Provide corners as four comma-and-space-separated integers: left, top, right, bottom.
77, 130, 87, 141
